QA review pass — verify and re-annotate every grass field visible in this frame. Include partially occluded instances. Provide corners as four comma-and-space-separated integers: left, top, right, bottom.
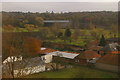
22, 66, 119, 78
3, 27, 119, 47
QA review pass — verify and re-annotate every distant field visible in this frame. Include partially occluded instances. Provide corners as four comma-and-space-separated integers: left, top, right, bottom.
44, 28, 118, 46
22, 66, 119, 78
3, 27, 119, 46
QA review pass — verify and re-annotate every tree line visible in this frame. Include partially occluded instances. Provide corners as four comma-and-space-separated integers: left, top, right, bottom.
2, 11, 118, 29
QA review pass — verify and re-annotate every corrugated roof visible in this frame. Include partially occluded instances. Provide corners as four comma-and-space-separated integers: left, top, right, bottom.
39, 48, 57, 54
39, 47, 80, 54
62, 51, 80, 54
47, 51, 79, 59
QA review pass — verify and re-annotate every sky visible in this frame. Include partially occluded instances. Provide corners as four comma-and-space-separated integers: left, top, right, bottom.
1, 0, 119, 2
1, 1, 119, 12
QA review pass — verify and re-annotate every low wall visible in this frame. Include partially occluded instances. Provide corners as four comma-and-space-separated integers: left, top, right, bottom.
2, 64, 46, 78
95, 63, 119, 72
14, 65, 45, 77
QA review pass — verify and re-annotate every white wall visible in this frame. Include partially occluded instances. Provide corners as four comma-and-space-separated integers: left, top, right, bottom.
14, 65, 45, 77
41, 54, 53, 63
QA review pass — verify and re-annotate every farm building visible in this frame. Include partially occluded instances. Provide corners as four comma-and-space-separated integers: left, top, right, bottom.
39, 48, 102, 65
43, 20, 70, 27
95, 53, 120, 72
75, 50, 101, 65
39, 48, 80, 70
39, 48, 57, 54
40, 49, 80, 64
2, 47, 59, 78
39, 48, 80, 63
2, 57, 45, 78
50, 51, 80, 66
40, 54, 53, 63
47, 51, 79, 59
100, 42, 120, 53
39, 48, 57, 63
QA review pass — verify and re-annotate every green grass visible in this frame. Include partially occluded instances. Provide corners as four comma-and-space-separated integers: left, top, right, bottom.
3, 27, 119, 46
22, 66, 119, 78
44, 28, 119, 47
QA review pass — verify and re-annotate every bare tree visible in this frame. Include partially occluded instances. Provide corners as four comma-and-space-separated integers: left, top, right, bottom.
2, 33, 26, 78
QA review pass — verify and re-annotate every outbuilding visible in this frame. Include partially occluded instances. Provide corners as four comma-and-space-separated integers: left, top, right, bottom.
2, 57, 45, 78
75, 50, 101, 65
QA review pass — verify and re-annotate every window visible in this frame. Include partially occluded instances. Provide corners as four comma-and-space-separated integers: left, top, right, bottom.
75, 59, 79, 62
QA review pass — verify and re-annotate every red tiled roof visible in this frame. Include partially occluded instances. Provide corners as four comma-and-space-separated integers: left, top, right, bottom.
88, 46, 103, 50
76, 50, 101, 59
87, 40, 99, 45
107, 51, 120, 54
96, 54, 119, 66
39, 48, 80, 55
39, 48, 57, 54
70, 47, 82, 51
99, 51, 105, 54
63, 51, 80, 54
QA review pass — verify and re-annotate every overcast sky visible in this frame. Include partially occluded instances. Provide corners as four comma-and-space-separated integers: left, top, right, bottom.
1, 0, 119, 2
2, 2, 118, 12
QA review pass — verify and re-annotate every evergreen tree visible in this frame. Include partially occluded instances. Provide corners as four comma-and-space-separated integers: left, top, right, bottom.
99, 34, 106, 46
64, 28, 72, 42
64, 28, 71, 38
57, 32, 63, 38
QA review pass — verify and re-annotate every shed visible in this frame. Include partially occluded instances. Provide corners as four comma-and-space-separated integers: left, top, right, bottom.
51, 51, 80, 65
75, 50, 101, 64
